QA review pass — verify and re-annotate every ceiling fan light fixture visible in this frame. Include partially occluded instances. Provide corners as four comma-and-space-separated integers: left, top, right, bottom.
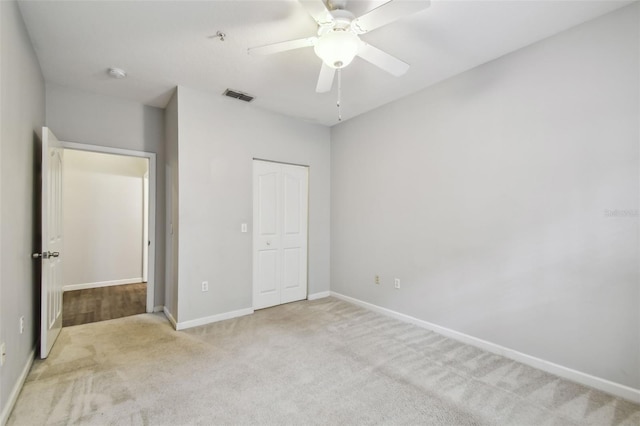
313, 30, 359, 69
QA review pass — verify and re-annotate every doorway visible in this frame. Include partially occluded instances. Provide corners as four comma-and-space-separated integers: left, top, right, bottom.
37, 129, 157, 357
253, 159, 309, 309
60, 142, 156, 317
61, 149, 149, 326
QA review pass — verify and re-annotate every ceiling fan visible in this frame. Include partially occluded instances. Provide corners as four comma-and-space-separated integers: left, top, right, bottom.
248, 0, 431, 93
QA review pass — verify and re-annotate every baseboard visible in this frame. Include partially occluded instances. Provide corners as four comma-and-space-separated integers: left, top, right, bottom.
175, 308, 254, 331
330, 291, 640, 404
63, 278, 144, 292
163, 307, 178, 330
0, 347, 35, 426
308, 291, 331, 300
153, 305, 164, 313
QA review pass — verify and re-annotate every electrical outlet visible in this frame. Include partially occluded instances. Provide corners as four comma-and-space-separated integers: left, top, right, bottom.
241, 223, 248, 233
19, 316, 24, 334
394, 278, 401, 289
1, 342, 5, 366
201, 281, 209, 292
375, 275, 380, 285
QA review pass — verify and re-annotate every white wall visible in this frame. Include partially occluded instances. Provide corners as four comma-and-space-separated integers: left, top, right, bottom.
0, 0, 45, 420
63, 150, 148, 289
45, 83, 165, 306
331, 4, 639, 390
174, 86, 331, 324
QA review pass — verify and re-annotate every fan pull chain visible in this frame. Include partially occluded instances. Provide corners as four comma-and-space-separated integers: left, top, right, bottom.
337, 67, 342, 122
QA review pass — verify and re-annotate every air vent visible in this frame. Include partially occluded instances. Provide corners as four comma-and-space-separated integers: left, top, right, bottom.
223, 89, 254, 103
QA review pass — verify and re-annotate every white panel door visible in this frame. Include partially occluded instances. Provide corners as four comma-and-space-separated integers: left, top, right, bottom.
37, 127, 64, 358
253, 160, 308, 309
280, 166, 308, 304
254, 161, 280, 309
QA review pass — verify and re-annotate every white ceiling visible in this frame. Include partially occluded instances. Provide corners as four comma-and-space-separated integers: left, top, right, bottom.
18, 0, 632, 126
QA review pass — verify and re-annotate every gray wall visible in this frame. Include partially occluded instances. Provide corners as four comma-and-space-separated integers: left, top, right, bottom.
330, 4, 639, 389
164, 91, 179, 319
45, 83, 166, 308
0, 0, 45, 419
175, 86, 331, 323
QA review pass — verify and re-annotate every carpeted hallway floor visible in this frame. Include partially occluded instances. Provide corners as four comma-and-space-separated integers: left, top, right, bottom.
8, 297, 640, 425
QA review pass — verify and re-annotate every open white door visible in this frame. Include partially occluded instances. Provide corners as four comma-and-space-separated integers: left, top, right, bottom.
35, 127, 64, 358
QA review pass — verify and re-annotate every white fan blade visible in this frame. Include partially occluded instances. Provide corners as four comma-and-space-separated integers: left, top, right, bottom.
248, 37, 316, 56
316, 63, 336, 93
299, 0, 334, 26
352, 0, 431, 34
357, 41, 409, 76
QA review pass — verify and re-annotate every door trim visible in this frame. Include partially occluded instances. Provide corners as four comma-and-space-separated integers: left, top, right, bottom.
252, 157, 309, 168
59, 141, 157, 313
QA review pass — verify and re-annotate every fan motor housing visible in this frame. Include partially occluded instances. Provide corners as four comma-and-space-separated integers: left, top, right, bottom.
328, 0, 348, 11
331, 9, 355, 29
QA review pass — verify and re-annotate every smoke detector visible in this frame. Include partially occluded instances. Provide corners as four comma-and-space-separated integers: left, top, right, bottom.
107, 67, 127, 79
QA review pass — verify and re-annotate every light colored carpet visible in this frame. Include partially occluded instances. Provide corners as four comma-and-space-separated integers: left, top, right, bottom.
7, 297, 640, 425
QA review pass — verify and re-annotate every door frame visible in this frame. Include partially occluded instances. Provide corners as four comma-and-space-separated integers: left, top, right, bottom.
142, 171, 149, 283
60, 141, 157, 313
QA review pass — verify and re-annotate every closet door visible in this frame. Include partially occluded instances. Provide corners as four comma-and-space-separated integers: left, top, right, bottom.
253, 160, 308, 309
279, 165, 308, 304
